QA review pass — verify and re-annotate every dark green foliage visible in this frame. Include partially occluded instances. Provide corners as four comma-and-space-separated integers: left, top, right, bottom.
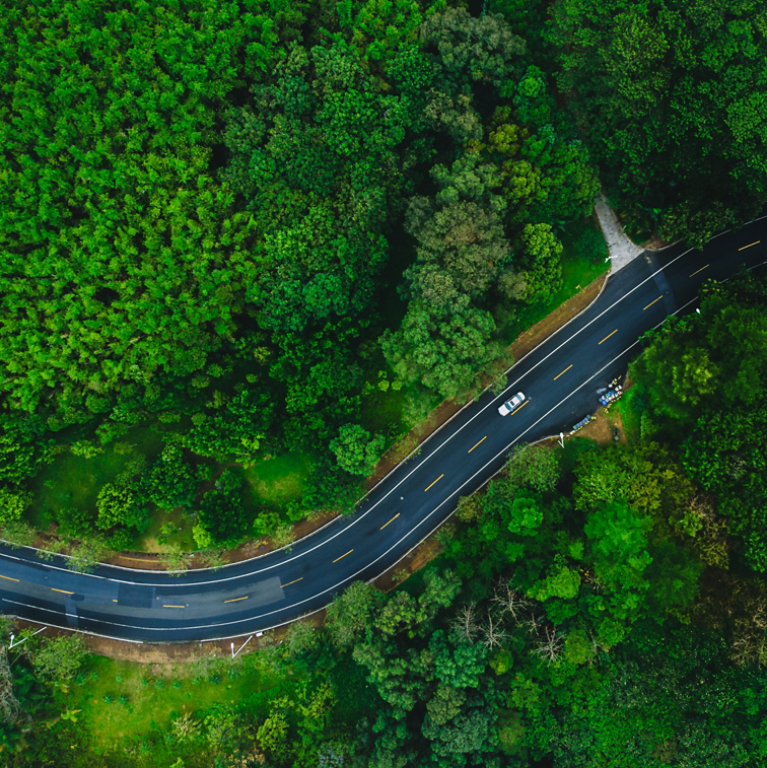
550, 0, 767, 243
631, 272, 767, 570
682, 402, 767, 571
196, 469, 249, 546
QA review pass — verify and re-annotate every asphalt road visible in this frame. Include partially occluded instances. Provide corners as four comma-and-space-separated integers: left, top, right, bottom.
1, 218, 766, 644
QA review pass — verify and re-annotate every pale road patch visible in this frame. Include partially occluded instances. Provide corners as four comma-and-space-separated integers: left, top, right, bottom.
594, 195, 644, 273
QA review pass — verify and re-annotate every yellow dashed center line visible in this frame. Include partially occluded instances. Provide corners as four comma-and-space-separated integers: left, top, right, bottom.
163, 604, 185, 609
689, 264, 709, 278
738, 240, 760, 251
0, 575, 19, 582
598, 329, 618, 345
281, 577, 304, 588
381, 512, 400, 530
643, 295, 663, 311
51, 588, 73, 595
468, 436, 487, 453
553, 364, 573, 381
424, 474, 444, 492
333, 550, 353, 564
224, 596, 248, 604
510, 400, 528, 415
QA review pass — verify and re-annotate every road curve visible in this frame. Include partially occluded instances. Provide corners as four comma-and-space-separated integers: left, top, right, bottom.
1, 218, 766, 643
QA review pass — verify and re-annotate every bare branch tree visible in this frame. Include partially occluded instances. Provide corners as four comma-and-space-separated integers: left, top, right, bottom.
0, 647, 21, 725
492, 578, 530, 621
532, 626, 564, 665
521, 613, 543, 637
450, 602, 480, 643
730, 621, 767, 668
480, 611, 507, 650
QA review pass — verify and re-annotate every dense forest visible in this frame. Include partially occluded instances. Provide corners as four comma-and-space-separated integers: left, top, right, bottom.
1, 0, 767, 765
1, 0, 764, 556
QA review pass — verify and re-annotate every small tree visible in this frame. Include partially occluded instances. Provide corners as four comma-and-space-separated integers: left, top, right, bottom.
30, 634, 87, 684
330, 424, 385, 476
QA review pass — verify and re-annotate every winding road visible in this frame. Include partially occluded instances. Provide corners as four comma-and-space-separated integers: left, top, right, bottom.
2, 218, 766, 644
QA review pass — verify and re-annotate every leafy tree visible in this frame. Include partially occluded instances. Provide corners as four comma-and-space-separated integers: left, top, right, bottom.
325, 581, 385, 650
0, 489, 31, 526
196, 470, 249, 546
329, 424, 385, 477
142, 444, 199, 511
682, 402, 767, 571
382, 301, 501, 399
505, 443, 561, 494
0, 0, 305, 415
585, 501, 652, 622
29, 635, 86, 684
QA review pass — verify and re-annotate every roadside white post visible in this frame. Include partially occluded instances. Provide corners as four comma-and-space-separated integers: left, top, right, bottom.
558, 432, 564, 448
9, 626, 46, 650
231, 635, 254, 659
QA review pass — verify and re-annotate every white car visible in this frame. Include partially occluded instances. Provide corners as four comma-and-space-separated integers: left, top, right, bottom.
498, 391, 525, 416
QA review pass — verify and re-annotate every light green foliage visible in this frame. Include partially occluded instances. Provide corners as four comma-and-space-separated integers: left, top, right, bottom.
95, 483, 146, 533
29, 634, 86, 684
585, 501, 652, 619
506, 492, 545, 536
563, 629, 595, 666
0, 415, 54, 486
505, 444, 561, 494
325, 581, 385, 649
0, 0, 303, 414
0, 488, 31, 526
518, 222, 563, 303
330, 424, 386, 476
529, 566, 581, 601
573, 442, 696, 540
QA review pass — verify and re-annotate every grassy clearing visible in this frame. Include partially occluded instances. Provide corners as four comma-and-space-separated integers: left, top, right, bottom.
28, 427, 165, 532
243, 451, 313, 507
496, 216, 608, 345
139, 504, 196, 553
360, 383, 407, 439
62, 652, 297, 751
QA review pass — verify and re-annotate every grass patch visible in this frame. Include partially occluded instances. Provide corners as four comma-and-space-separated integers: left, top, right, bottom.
360, 383, 407, 439
243, 451, 313, 507
28, 427, 164, 532
63, 653, 297, 750
619, 385, 645, 444
139, 505, 196, 553
496, 216, 608, 345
